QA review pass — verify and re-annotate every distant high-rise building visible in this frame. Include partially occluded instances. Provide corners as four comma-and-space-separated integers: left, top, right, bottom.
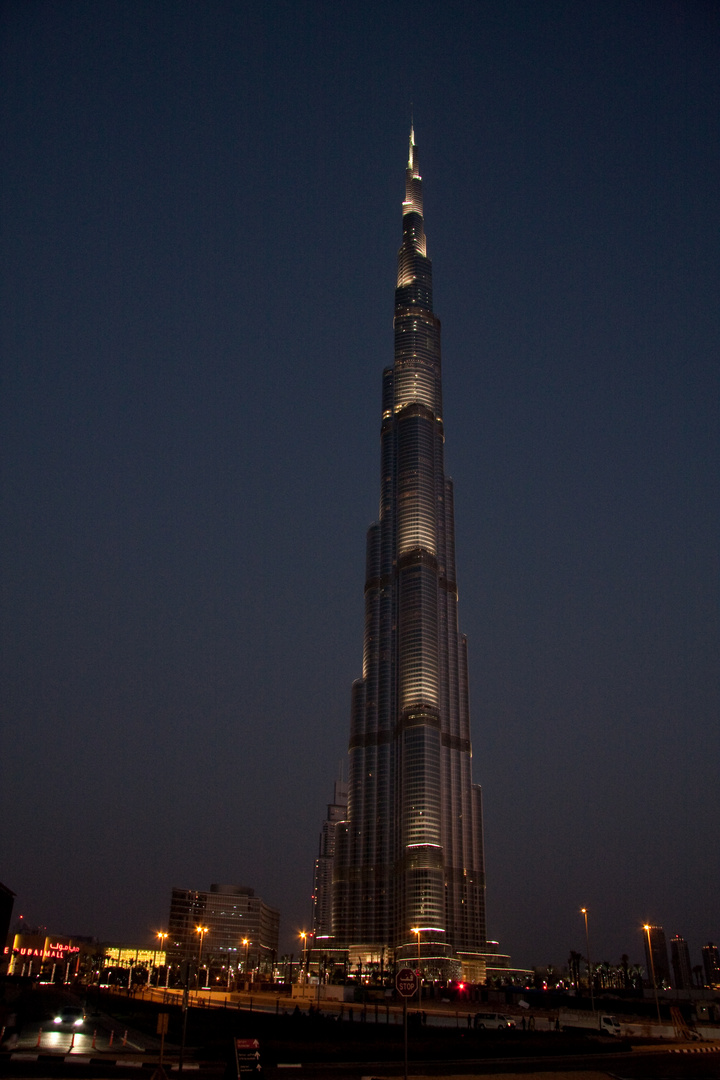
670, 934, 692, 990
312, 779, 348, 941
644, 925, 670, 987
702, 942, 720, 987
330, 129, 490, 981
167, 883, 279, 979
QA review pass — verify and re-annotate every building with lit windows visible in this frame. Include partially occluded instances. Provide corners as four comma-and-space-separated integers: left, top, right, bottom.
670, 934, 692, 990
330, 129, 495, 982
702, 942, 720, 987
167, 884, 279, 982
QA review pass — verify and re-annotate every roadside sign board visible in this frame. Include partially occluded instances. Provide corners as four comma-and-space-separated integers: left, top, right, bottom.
156, 1012, 169, 1035
235, 1038, 262, 1075
396, 967, 419, 997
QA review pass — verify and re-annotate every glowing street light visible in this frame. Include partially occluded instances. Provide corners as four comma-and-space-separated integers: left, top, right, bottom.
411, 928, 422, 1004
157, 931, 169, 989
195, 926, 209, 994
580, 908, 594, 1013
243, 938, 251, 978
299, 931, 308, 984
643, 924, 662, 1024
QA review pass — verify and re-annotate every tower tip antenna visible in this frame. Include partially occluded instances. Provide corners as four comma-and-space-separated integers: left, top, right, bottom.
408, 107, 416, 170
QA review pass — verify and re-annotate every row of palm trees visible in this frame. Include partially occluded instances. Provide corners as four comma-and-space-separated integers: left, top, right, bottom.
566, 950, 645, 991
563, 951, 706, 992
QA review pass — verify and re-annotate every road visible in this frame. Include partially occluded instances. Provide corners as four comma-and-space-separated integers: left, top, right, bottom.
3, 988, 719, 1079
269, 1044, 720, 1079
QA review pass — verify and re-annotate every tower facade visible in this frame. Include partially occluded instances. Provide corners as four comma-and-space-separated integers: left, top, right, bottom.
312, 779, 348, 941
332, 129, 487, 977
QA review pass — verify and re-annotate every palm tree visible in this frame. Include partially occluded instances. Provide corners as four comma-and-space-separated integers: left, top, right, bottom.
598, 961, 611, 990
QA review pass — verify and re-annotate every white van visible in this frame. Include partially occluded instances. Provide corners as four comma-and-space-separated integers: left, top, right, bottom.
474, 1012, 516, 1030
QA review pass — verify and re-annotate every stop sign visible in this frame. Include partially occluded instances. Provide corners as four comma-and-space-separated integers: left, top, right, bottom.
396, 967, 419, 997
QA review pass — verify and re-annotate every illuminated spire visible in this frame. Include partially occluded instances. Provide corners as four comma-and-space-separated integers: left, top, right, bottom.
331, 131, 488, 977
407, 122, 420, 180
399, 125, 428, 290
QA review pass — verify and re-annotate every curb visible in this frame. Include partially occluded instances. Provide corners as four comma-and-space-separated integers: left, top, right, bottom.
3, 1051, 207, 1070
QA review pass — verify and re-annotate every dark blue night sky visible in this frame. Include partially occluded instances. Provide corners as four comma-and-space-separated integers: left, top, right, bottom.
1, 0, 718, 969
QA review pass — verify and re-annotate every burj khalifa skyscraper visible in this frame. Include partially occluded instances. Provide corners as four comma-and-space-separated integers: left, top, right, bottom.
328, 129, 490, 980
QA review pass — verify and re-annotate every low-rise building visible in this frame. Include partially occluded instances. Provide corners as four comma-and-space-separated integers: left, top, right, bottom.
3, 933, 91, 979
168, 883, 279, 985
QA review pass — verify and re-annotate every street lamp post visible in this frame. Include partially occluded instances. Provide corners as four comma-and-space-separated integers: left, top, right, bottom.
643, 924, 662, 1024
195, 925, 209, 998
307, 932, 313, 983
299, 932, 308, 987
411, 928, 422, 1005
243, 938, 251, 986
157, 932, 168, 989
580, 909, 594, 1014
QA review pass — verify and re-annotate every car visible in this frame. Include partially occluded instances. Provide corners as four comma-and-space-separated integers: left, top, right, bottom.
474, 1012, 516, 1030
53, 1006, 86, 1028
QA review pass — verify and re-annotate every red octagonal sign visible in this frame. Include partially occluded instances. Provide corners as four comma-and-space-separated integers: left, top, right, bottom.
396, 967, 419, 997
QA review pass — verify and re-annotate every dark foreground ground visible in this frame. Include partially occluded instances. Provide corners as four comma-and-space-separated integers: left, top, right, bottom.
33, 987, 632, 1061
2, 987, 719, 1079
